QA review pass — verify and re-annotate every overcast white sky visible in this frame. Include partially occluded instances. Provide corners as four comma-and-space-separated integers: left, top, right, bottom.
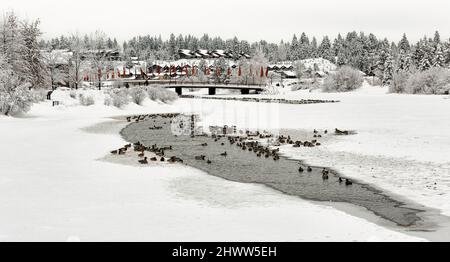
3, 0, 450, 43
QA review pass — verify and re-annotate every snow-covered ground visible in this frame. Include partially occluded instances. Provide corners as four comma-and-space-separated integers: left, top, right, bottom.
0, 87, 430, 241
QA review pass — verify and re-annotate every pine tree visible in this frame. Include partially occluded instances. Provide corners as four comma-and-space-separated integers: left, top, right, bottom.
433, 31, 441, 44
290, 34, 299, 60
432, 43, 446, 67
398, 34, 410, 53
299, 32, 310, 59
318, 36, 334, 62
383, 52, 394, 85
311, 37, 318, 58
168, 33, 177, 59
414, 38, 434, 71
333, 34, 345, 65
397, 52, 411, 72
375, 39, 390, 83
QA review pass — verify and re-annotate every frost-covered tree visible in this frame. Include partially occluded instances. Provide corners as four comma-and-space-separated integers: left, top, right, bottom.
383, 52, 395, 85
87, 31, 110, 89
289, 35, 299, 61
248, 48, 268, 85
277, 41, 288, 62
398, 34, 411, 53
0, 12, 44, 116
0, 12, 27, 78
322, 66, 363, 92
21, 20, 48, 89
413, 37, 434, 71
318, 36, 334, 62
298, 32, 311, 60
432, 43, 446, 68
374, 39, 390, 83
333, 34, 346, 65
294, 61, 305, 79
67, 33, 86, 89
310, 37, 318, 58
0, 54, 34, 116
44, 50, 66, 90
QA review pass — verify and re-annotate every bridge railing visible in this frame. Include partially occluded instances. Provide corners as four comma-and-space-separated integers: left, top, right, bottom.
120, 79, 265, 88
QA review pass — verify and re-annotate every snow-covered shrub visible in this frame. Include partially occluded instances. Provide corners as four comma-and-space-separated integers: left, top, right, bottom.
0, 64, 35, 116
103, 96, 112, 106
31, 88, 47, 102
69, 91, 77, 99
404, 68, 450, 94
0, 83, 34, 116
128, 87, 147, 105
146, 86, 178, 103
365, 76, 383, 86
322, 66, 363, 92
389, 71, 411, 93
112, 80, 124, 89
105, 89, 130, 108
78, 94, 95, 106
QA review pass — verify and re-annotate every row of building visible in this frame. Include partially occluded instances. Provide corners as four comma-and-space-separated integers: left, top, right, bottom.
178, 49, 251, 59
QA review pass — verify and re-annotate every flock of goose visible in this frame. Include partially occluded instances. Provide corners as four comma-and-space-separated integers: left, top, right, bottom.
113, 114, 353, 186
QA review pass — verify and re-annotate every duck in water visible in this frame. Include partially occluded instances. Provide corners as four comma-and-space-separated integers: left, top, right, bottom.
138, 157, 148, 165
195, 155, 206, 161
307, 166, 313, 172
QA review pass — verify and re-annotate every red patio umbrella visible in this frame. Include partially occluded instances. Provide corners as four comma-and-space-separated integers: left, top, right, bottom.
260, 66, 264, 77
238, 66, 242, 77
227, 68, 231, 76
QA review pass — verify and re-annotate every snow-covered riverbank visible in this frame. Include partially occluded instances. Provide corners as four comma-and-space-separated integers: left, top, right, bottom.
189, 85, 450, 219
0, 88, 430, 241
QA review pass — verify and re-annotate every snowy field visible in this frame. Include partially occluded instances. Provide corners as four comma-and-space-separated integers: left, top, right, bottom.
2, 84, 449, 241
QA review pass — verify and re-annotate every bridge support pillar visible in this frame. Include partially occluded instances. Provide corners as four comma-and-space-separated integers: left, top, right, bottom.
175, 87, 182, 96
241, 89, 250, 95
208, 87, 216, 95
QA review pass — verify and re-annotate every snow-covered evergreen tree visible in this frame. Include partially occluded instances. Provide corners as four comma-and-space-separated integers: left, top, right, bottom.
289, 35, 299, 61
398, 34, 411, 53
383, 52, 395, 85
318, 36, 334, 62
432, 43, 446, 68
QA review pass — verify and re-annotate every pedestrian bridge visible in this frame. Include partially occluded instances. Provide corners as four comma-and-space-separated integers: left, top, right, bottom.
122, 80, 266, 95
